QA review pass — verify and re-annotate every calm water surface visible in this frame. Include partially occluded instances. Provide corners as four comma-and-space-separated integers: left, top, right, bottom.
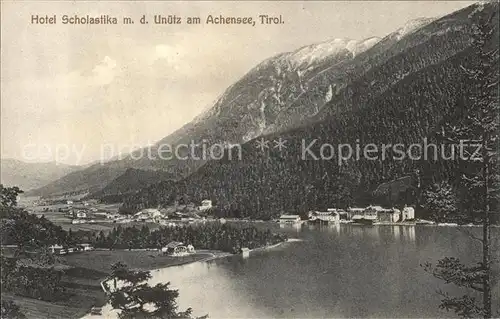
97, 224, 500, 319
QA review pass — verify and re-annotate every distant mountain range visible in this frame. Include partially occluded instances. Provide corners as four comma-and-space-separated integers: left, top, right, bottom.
0, 159, 81, 192
26, 2, 499, 212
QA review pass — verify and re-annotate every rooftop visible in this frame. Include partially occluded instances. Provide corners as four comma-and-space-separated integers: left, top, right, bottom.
165, 241, 184, 248
279, 215, 300, 219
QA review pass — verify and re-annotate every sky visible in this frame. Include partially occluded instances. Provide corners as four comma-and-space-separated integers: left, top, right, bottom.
1, 1, 475, 165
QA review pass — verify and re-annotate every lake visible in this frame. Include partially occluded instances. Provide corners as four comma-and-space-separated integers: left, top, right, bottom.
93, 224, 500, 318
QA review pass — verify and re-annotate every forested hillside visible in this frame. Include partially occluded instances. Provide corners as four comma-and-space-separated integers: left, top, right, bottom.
121, 2, 499, 220
34, 5, 468, 198
88, 168, 175, 203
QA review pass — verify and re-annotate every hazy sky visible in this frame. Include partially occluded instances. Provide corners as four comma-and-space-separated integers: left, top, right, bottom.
1, 1, 475, 165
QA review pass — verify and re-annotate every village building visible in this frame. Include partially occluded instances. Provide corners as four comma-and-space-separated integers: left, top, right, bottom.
72, 210, 87, 219
362, 205, 383, 220
161, 242, 194, 256
49, 245, 64, 254
78, 243, 94, 251
378, 208, 401, 223
347, 207, 365, 219
240, 247, 250, 258
309, 210, 340, 224
402, 206, 415, 221
279, 214, 301, 224
350, 205, 402, 223
336, 210, 350, 221
136, 208, 162, 220
198, 199, 213, 211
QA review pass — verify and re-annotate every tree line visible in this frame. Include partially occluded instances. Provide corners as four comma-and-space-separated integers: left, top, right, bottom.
94, 223, 287, 254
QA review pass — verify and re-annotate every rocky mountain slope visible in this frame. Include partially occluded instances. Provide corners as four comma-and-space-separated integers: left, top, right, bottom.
121, 2, 499, 218
29, 32, 386, 197
31, 3, 489, 198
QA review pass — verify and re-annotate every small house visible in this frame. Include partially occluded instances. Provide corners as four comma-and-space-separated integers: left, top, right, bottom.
309, 211, 340, 224
378, 208, 401, 223
75, 211, 87, 219
337, 210, 349, 220
364, 206, 384, 219
279, 215, 301, 224
402, 206, 415, 221
136, 208, 162, 221
240, 247, 250, 258
198, 199, 213, 211
161, 241, 188, 256
78, 243, 94, 251
347, 207, 366, 219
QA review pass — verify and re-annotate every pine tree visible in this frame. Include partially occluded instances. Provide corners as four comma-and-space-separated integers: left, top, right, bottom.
108, 262, 206, 319
424, 7, 499, 318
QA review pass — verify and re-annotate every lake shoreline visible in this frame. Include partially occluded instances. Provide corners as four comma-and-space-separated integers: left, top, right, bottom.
78, 239, 290, 318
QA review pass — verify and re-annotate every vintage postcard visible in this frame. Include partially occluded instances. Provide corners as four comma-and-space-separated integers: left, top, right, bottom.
0, 1, 498, 318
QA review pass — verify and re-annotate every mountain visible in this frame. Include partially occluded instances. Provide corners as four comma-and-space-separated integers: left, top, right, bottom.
120, 2, 499, 219
32, 2, 493, 199
0, 159, 81, 192
25, 162, 129, 197
88, 168, 175, 203
29, 34, 385, 197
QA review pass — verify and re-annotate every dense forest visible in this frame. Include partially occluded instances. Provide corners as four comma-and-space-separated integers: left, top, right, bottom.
93, 223, 288, 254
89, 168, 176, 204
120, 2, 499, 221
1, 187, 70, 305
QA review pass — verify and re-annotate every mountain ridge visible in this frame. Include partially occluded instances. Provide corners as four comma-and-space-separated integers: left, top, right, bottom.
0, 158, 82, 192
28, 4, 483, 198
119, 2, 499, 218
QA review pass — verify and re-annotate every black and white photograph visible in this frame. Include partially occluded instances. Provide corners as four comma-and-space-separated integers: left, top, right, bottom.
0, 1, 499, 318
